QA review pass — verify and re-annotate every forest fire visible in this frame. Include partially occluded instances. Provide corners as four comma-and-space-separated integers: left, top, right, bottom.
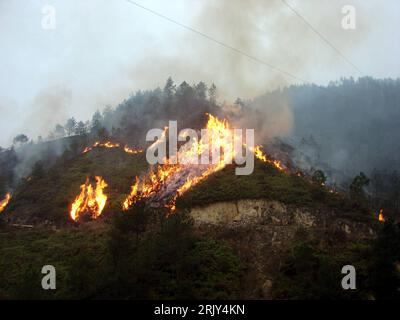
83, 141, 143, 154
0, 193, 11, 213
123, 113, 285, 212
70, 176, 108, 221
378, 209, 385, 222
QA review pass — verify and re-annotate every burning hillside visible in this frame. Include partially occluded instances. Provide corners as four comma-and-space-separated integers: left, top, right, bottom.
122, 113, 285, 213
62, 113, 287, 222
1, 111, 361, 227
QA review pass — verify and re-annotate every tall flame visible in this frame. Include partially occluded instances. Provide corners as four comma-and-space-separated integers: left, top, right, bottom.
0, 193, 11, 213
70, 176, 108, 221
123, 113, 285, 212
378, 209, 385, 222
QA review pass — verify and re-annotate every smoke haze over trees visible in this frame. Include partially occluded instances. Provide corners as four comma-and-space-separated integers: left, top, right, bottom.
251, 77, 400, 178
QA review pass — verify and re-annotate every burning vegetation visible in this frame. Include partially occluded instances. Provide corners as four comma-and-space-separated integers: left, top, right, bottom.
123, 113, 285, 212
83, 141, 143, 155
252, 145, 285, 171
378, 209, 385, 222
0, 193, 11, 214
70, 176, 108, 222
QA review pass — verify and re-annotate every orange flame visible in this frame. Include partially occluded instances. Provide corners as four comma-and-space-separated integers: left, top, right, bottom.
378, 209, 385, 222
70, 176, 108, 221
123, 164, 182, 210
0, 193, 11, 213
166, 163, 225, 212
252, 145, 285, 171
124, 146, 143, 154
123, 113, 285, 212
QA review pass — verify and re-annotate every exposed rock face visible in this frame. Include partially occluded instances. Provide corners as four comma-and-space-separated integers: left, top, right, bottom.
191, 199, 307, 226
190, 199, 312, 227
191, 200, 290, 225
190, 199, 375, 235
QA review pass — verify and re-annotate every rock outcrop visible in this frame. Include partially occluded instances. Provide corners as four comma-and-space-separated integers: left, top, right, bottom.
190, 199, 374, 235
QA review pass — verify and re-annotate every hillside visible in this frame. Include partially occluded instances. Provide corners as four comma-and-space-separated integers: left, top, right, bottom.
2, 140, 371, 227
0, 79, 399, 300
1, 134, 389, 299
177, 160, 370, 220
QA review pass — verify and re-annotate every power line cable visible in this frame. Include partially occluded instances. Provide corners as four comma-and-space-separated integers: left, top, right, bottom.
124, 0, 308, 83
124, 0, 353, 100
279, 0, 363, 75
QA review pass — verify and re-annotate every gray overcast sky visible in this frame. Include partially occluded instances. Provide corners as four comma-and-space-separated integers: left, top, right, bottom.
0, 0, 399, 147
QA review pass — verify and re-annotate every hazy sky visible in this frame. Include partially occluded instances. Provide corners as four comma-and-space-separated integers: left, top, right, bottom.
0, 0, 399, 147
